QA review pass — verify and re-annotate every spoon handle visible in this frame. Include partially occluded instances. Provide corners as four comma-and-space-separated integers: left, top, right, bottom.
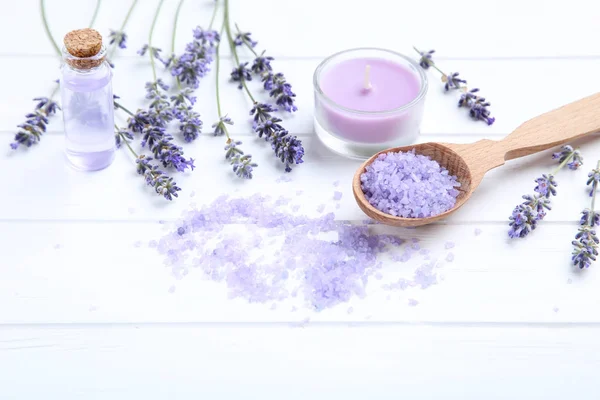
501, 92, 600, 160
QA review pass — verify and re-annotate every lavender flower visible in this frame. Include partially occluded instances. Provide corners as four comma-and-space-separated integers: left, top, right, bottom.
135, 155, 181, 200
109, 29, 127, 49
458, 88, 480, 107
469, 98, 495, 125
553, 145, 583, 170
231, 154, 257, 179
443, 72, 466, 91
251, 53, 274, 74
580, 209, 600, 226
534, 174, 557, 198
508, 146, 580, 238
508, 204, 539, 238
234, 29, 257, 47
138, 44, 165, 64
231, 62, 252, 89
212, 115, 233, 136
115, 128, 133, 148
170, 88, 197, 106
272, 131, 304, 172
573, 162, 600, 268
169, 26, 219, 89
177, 107, 202, 143
417, 49, 435, 69
249, 102, 305, 171
573, 226, 599, 269
224, 140, 244, 160
127, 110, 152, 134
587, 166, 600, 196
149, 135, 195, 172
11, 96, 61, 149
192, 27, 220, 46
171, 53, 209, 89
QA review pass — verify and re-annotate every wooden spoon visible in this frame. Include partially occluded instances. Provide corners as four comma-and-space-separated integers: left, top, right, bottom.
352, 92, 600, 227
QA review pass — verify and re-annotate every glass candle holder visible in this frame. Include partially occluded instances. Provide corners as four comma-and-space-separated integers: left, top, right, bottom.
313, 48, 428, 159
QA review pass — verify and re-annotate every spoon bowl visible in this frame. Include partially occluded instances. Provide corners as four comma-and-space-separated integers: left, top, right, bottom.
352, 92, 600, 227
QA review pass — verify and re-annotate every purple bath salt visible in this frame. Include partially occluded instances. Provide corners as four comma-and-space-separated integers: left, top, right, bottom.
333, 191, 343, 201
445, 252, 454, 262
360, 150, 460, 218
408, 298, 419, 307
154, 194, 411, 311
474, 228, 482, 236
445, 241, 455, 249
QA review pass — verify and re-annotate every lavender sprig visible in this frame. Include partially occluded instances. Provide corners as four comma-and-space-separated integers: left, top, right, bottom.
11, 90, 61, 149
224, 2, 304, 172
109, 30, 127, 49
553, 145, 583, 170
508, 145, 582, 238
414, 46, 494, 125
573, 161, 600, 269
212, 17, 256, 179
234, 24, 297, 113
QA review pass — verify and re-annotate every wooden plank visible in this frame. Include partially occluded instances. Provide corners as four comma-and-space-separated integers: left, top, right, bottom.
2, 0, 598, 58
1, 221, 598, 323
3, 57, 600, 136
1, 325, 600, 399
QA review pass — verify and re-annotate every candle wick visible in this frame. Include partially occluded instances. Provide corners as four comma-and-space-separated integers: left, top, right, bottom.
363, 64, 372, 91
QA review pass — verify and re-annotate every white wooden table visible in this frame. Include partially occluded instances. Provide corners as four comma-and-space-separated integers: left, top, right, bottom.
2, 0, 600, 398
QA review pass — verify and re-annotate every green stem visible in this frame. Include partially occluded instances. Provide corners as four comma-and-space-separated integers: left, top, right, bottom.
171, 0, 184, 54
108, 0, 138, 60
215, 23, 230, 140
224, 0, 255, 103
113, 101, 136, 117
550, 151, 576, 175
148, 0, 166, 82
588, 160, 600, 225
413, 46, 445, 76
40, 0, 61, 57
88, 0, 102, 28
208, 0, 218, 30
115, 124, 138, 158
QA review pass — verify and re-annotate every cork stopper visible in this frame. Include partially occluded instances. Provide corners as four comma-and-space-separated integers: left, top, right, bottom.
63, 28, 104, 69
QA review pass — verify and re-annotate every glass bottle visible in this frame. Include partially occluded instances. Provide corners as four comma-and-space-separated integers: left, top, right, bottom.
60, 28, 115, 171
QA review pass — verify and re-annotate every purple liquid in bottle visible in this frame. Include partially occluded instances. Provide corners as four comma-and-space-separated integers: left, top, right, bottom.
60, 42, 115, 171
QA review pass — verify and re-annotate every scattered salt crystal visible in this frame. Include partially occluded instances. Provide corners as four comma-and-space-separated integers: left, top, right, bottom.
567, 278, 573, 284
411, 242, 420, 251
291, 306, 298, 312
335, 203, 341, 209
474, 228, 482, 236
89, 306, 97, 312
168, 285, 176, 293
445, 241, 455, 249
270, 303, 277, 310
553, 307, 559, 313
153, 195, 439, 312
333, 191, 343, 201
296, 190, 303, 196
408, 299, 419, 307
375, 272, 383, 280
316, 204, 326, 213
333, 180, 340, 187
445, 252, 454, 262
190, 191, 196, 198
53, 244, 62, 250
419, 249, 430, 256
347, 306, 354, 314
128, 207, 135, 214
360, 150, 460, 218
292, 205, 300, 212
133, 241, 142, 248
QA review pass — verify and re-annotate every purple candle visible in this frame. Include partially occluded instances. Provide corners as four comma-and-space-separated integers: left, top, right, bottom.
314, 48, 427, 159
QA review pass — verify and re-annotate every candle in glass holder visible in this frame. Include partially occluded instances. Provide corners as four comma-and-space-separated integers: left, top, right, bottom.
313, 48, 428, 159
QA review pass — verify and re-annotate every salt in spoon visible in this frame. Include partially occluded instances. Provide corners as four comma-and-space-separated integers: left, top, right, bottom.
352, 92, 600, 227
